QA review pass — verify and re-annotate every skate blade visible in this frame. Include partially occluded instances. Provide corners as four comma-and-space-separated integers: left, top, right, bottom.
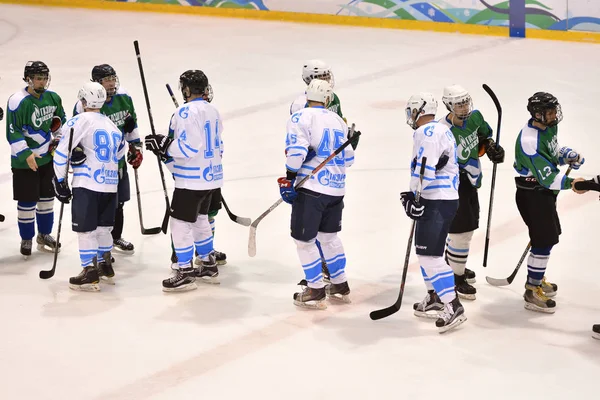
457, 292, 476, 301
438, 314, 467, 334
327, 293, 351, 304
37, 243, 60, 253
21, 254, 30, 260
100, 276, 115, 285
113, 247, 134, 255
198, 276, 220, 285
162, 282, 198, 292
524, 303, 556, 314
593, 333, 600, 340
414, 310, 441, 319
293, 299, 327, 310
69, 282, 100, 292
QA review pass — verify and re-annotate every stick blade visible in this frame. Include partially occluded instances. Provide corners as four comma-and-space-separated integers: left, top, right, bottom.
248, 226, 257, 257
370, 305, 400, 321
485, 276, 510, 287
142, 227, 162, 235
39, 269, 55, 280
235, 216, 252, 227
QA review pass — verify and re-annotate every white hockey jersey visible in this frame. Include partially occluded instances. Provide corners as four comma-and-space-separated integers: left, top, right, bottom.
290, 94, 308, 115
166, 98, 224, 191
53, 112, 126, 193
409, 121, 459, 200
285, 106, 353, 197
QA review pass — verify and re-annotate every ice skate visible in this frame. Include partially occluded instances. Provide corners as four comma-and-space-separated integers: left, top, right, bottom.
436, 297, 467, 333
325, 281, 351, 303
113, 238, 134, 254
293, 286, 327, 310
97, 252, 115, 285
36, 233, 60, 253
163, 267, 196, 292
20, 239, 32, 259
541, 276, 557, 297
69, 266, 100, 292
413, 290, 444, 319
593, 324, 600, 340
455, 274, 476, 300
195, 253, 220, 284
195, 250, 227, 266
465, 267, 476, 284
524, 284, 556, 314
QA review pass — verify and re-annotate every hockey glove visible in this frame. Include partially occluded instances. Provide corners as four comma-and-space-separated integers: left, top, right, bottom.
50, 116, 62, 133
480, 138, 504, 163
305, 149, 316, 163
52, 176, 72, 204
127, 142, 143, 169
277, 177, 298, 204
145, 134, 173, 157
0, 106, 3, 122
348, 128, 360, 150
123, 115, 136, 134
400, 191, 424, 220
70, 145, 87, 166
559, 147, 584, 170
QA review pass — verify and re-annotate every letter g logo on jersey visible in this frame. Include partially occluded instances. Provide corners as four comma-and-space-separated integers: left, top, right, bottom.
94, 164, 106, 184
203, 162, 214, 182
318, 170, 331, 186
179, 106, 189, 119
423, 126, 434, 137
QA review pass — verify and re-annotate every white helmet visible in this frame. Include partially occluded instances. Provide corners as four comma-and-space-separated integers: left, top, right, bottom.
302, 59, 335, 88
442, 84, 473, 119
306, 79, 333, 107
405, 92, 438, 129
78, 81, 107, 109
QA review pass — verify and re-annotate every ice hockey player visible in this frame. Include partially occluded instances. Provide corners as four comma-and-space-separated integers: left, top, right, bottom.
403, 92, 466, 333
5, 61, 66, 257
291, 60, 360, 287
279, 79, 354, 310
438, 85, 505, 300
513, 92, 587, 313
73, 64, 142, 255
53, 82, 125, 291
145, 70, 223, 292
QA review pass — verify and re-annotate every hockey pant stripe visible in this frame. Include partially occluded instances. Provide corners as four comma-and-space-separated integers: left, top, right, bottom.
317, 232, 347, 284
527, 246, 552, 285
192, 215, 213, 260
36, 198, 54, 235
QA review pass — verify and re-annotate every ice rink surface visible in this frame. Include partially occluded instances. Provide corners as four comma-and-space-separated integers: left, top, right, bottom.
1, 4, 599, 399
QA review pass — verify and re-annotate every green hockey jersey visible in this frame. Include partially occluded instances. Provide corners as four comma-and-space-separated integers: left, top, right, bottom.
438, 110, 492, 188
6, 88, 66, 169
513, 120, 573, 192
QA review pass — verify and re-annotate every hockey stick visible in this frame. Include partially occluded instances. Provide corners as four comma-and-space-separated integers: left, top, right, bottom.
165, 83, 251, 227
248, 124, 359, 257
40, 127, 74, 279
482, 84, 501, 268
133, 168, 161, 235
370, 157, 427, 320
134, 40, 170, 234
485, 166, 572, 286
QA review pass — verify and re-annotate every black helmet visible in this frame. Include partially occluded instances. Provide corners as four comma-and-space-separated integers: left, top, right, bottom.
527, 92, 562, 127
23, 61, 50, 94
91, 64, 119, 96
179, 70, 213, 102
92, 64, 117, 82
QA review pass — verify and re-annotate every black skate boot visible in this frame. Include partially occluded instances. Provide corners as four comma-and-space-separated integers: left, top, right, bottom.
325, 281, 351, 303
69, 265, 100, 292
195, 253, 220, 284
455, 274, 476, 300
465, 268, 476, 284
293, 286, 327, 310
436, 296, 467, 333
163, 266, 196, 292
195, 249, 227, 266
541, 276, 557, 297
20, 239, 32, 258
593, 324, 600, 340
36, 233, 60, 253
113, 238, 135, 254
524, 284, 556, 314
413, 290, 444, 319
97, 252, 115, 285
